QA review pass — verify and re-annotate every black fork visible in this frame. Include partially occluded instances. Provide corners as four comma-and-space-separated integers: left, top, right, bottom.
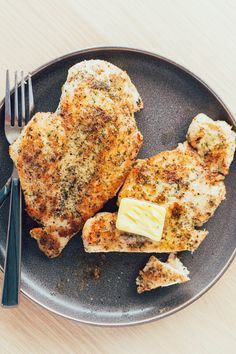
1, 71, 34, 307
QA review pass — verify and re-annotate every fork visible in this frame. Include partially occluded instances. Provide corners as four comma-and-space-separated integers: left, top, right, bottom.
1, 70, 34, 307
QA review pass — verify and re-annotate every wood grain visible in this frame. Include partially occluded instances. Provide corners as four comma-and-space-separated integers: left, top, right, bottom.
0, 0, 236, 353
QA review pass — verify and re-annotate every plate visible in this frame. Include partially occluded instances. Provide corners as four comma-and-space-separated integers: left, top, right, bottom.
0, 47, 235, 326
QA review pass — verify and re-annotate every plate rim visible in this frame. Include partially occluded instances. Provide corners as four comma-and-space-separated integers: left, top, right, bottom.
0, 46, 235, 326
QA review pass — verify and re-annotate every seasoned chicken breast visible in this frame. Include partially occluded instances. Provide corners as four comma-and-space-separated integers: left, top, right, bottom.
136, 254, 190, 294
82, 115, 235, 254
10, 60, 143, 257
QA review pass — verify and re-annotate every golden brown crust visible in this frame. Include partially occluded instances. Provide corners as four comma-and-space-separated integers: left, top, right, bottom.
136, 255, 189, 294
10, 60, 143, 257
186, 113, 236, 175
82, 140, 227, 254
118, 143, 226, 227
82, 211, 207, 253
30, 227, 68, 258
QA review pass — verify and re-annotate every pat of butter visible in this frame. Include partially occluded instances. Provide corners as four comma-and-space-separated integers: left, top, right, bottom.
116, 198, 166, 241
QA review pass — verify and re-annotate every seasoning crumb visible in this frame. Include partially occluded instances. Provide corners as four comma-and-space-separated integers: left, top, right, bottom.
88, 265, 101, 279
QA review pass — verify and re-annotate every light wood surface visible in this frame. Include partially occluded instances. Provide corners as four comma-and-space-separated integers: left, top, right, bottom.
0, 1, 236, 353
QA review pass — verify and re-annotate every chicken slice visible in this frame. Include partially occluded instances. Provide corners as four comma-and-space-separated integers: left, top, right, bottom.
10, 60, 143, 257
82, 211, 207, 253
136, 254, 190, 294
187, 113, 236, 175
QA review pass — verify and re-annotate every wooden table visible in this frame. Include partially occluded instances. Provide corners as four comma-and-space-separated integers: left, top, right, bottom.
0, 1, 236, 353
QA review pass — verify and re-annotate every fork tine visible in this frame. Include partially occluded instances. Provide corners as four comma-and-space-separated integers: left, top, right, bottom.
21, 71, 25, 126
14, 71, 20, 127
5, 70, 13, 126
28, 73, 34, 122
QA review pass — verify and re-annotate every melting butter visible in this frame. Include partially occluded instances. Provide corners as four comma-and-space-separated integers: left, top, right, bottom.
116, 198, 166, 241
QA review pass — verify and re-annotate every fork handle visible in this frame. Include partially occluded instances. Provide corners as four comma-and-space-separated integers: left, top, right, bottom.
0, 178, 11, 208
1, 177, 21, 307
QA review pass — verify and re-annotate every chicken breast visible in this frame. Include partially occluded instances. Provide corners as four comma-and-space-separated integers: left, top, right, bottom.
136, 254, 190, 294
10, 60, 143, 257
82, 115, 235, 254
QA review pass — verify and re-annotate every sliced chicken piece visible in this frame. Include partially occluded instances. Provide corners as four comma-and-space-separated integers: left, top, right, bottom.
82, 210, 207, 253
10, 60, 143, 257
136, 254, 190, 294
187, 113, 236, 175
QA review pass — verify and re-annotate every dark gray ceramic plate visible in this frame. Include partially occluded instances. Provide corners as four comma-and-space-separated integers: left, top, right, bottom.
0, 47, 235, 326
